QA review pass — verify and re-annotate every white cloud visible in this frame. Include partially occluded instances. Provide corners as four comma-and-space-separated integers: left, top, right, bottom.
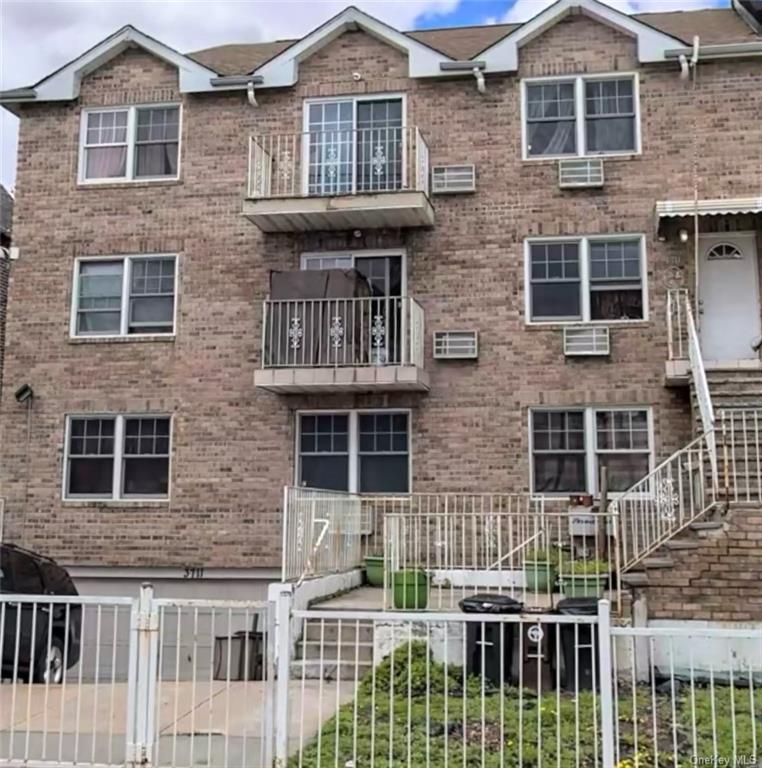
0, 0, 459, 189
501, 0, 724, 23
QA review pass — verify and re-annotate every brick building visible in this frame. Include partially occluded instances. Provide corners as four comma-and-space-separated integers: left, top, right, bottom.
0, 0, 760, 613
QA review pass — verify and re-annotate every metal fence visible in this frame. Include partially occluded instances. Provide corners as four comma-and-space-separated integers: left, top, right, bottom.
260, 296, 425, 370
0, 589, 271, 768
719, 408, 762, 503
382, 499, 621, 613
248, 126, 430, 199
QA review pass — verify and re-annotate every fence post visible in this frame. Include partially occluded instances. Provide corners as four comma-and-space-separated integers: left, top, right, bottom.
597, 598, 615, 768
268, 581, 294, 767
127, 583, 159, 767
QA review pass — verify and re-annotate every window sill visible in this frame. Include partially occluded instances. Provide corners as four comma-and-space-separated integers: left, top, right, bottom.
61, 500, 170, 508
524, 320, 649, 331
68, 335, 176, 345
522, 153, 640, 164
76, 178, 181, 191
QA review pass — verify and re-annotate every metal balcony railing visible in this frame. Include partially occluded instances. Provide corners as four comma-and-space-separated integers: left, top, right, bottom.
260, 295, 424, 369
248, 126, 430, 199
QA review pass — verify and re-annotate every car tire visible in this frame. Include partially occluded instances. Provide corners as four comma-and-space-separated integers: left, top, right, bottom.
35, 636, 65, 685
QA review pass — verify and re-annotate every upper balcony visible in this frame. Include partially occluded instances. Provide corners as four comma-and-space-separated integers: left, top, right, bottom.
243, 127, 434, 232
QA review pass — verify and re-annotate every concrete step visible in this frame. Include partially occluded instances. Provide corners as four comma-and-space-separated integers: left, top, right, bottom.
621, 572, 649, 587
642, 556, 675, 569
689, 520, 724, 531
302, 621, 374, 644
290, 658, 373, 681
662, 539, 700, 551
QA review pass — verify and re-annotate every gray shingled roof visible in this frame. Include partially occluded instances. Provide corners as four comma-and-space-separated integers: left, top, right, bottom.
186, 8, 759, 77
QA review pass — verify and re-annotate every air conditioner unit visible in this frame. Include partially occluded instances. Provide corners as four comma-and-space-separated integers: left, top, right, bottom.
433, 330, 478, 359
558, 158, 604, 189
563, 326, 610, 356
431, 164, 476, 194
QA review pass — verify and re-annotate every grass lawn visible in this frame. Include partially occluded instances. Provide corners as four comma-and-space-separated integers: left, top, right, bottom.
292, 643, 761, 768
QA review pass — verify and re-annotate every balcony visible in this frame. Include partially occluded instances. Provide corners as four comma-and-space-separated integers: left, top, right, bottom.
254, 295, 429, 393
243, 127, 434, 232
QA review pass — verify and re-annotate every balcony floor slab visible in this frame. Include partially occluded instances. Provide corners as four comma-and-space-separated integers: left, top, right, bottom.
242, 191, 435, 232
254, 365, 430, 393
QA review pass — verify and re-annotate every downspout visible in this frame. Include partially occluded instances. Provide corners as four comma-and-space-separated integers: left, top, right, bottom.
247, 81, 258, 107
690, 36, 701, 323
439, 60, 487, 92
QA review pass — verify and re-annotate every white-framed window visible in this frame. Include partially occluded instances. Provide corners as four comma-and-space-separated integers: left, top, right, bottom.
71, 255, 177, 338
522, 74, 640, 159
303, 95, 406, 195
301, 250, 405, 296
79, 104, 181, 183
525, 235, 646, 324
64, 415, 171, 501
297, 410, 410, 493
530, 407, 652, 495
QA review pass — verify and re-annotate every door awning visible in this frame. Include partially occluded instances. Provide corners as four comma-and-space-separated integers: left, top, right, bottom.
656, 197, 762, 218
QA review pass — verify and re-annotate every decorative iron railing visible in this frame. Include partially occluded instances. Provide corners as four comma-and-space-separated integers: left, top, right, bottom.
260, 295, 424, 369
248, 126, 430, 199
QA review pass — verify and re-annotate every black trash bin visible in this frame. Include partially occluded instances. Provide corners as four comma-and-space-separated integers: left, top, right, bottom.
556, 598, 599, 691
459, 594, 523, 687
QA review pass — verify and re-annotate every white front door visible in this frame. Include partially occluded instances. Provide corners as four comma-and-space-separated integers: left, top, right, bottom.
699, 233, 761, 362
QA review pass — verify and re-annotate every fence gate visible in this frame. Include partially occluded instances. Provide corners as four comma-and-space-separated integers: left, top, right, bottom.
0, 587, 273, 768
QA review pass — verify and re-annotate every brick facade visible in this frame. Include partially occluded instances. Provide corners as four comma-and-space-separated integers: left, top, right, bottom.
0, 14, 760, 584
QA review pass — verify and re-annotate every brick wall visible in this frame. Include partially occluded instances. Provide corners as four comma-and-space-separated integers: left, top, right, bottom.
644, 505, 762, 621
0, 17, 760, 571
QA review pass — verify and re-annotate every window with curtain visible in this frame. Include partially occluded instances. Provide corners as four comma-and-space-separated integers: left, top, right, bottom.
524, 75, 638, 158
585, 78, 636, 153
525, 82, 577, 157
531, 408, 651, 494
74, 256, 176, 337
527, 236, 644, 323
594, 410, 650, 492
135, 107, 180, 178
80, 105, 180, 182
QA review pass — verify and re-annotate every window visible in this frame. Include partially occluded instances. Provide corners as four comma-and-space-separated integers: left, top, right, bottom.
64, 415, 171, 500
305, 97, 404, 196
72, 255, 177, 337
531, 408, 651, 495
297, 411, 410, 493
523, 75, 638, 158
80, 105, 180, 182
526, 236, 645, 323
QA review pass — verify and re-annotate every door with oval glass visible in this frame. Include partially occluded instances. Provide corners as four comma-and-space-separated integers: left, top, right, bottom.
698, 233, 761, 362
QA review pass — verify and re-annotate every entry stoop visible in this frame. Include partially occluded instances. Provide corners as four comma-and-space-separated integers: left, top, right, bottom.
625, 502, 762, 622
291, 619, 374, 680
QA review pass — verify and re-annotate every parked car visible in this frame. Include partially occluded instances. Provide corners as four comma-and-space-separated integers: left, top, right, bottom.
0, 544, 81, 683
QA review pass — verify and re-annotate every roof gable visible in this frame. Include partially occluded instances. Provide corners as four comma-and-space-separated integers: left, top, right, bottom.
479, 0, 687, 72
4, 25, 219, 105
253, 6, 453, 87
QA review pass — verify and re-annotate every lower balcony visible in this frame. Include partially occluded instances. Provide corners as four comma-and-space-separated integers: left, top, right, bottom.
254, 296, 429, 393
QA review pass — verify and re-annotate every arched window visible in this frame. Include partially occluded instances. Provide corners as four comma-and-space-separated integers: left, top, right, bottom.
707, 243, 743, 261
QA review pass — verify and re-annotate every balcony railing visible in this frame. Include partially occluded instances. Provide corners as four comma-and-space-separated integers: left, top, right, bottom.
248, 126, 429, 199
260, 295, 424, 370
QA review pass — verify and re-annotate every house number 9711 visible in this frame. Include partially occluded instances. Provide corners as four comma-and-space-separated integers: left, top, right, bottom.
183, 567, 205, 580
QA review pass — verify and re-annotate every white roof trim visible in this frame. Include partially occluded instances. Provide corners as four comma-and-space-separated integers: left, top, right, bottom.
479, 0, 687, 72
657, 197, 762, 217
253, 6, 452, 87
6, 25, 219, 103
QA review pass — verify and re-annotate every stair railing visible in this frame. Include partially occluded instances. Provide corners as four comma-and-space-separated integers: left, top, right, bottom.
611, 430, 719, 572
685, 293, 718, 487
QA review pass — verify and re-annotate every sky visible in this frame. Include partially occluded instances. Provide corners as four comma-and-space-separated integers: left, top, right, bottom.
0, 0, 728, 191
